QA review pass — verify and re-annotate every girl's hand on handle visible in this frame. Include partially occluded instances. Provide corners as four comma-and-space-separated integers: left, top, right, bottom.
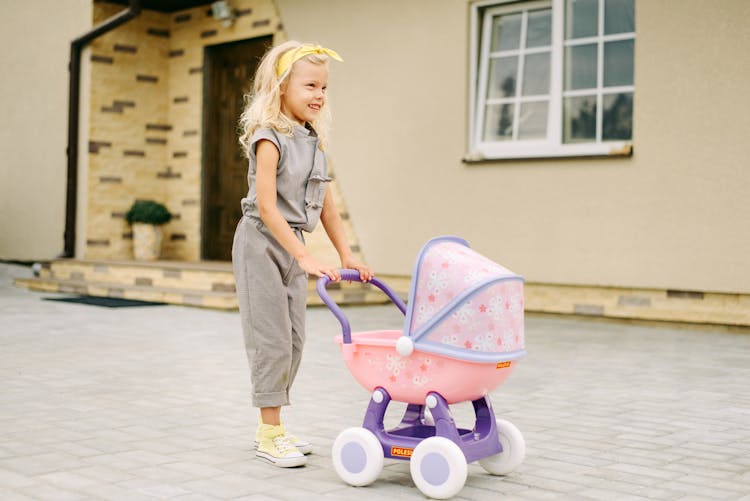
298, 255, 340, 281
341, 256, 374, 282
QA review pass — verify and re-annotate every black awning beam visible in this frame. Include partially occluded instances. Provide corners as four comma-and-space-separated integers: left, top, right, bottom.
63, 0, 142, 258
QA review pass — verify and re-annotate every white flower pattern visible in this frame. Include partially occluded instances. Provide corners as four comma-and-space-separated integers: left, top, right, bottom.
452, 301, 475, 324
386, 354, 407, 376
427, 271, 448, 295
408, 241, 524, 355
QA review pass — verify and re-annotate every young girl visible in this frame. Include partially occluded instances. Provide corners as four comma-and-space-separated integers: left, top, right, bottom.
232, 41, 373, 468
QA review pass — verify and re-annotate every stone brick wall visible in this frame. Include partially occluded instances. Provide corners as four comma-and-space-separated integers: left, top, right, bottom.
88, 5, 172, 258
85, 0, 360, 265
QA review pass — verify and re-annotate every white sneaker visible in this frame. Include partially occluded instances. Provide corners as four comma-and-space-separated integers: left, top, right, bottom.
285, 432, 313, 455
255, 424, 313, 455
256, 424, 307, 468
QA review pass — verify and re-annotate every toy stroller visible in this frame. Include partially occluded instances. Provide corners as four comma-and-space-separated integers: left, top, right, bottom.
317, 236, 526, 499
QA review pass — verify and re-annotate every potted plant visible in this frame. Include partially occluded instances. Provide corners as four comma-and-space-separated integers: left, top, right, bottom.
125, 200, 172, 261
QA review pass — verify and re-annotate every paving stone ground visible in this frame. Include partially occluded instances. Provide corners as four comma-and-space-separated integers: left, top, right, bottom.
1, 263, 749, 500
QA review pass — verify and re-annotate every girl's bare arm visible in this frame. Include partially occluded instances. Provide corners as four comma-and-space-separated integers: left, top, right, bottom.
255, 139, 339, 280
320, 186, 374, 282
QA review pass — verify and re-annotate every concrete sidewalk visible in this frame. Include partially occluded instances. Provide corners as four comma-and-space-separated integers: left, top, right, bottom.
1, 263, 749, 500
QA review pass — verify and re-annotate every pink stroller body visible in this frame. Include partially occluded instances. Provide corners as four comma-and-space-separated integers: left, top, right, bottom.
318, 236, 527, 499
335, 330, 518, 404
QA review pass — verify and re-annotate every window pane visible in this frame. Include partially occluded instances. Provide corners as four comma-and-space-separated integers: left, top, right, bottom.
603, 92, 633, 140
483, 103, 515, 142
603, 40, 634, 87
526, 9, 552, 48
522, 52, 550, 96
491, 13, 522, 52
564, 95, 597, 142
518, 101, 548, 139
605, 0, 635, 35
566, 0, 598, 39
487, 56, 518, 99
565, 44, 597, 90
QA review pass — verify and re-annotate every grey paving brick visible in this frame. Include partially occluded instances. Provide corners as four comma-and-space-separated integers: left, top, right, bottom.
232, 495, 285, 501
0, 452, 84, 476
603, 463, 683, 481
512, 486, 570, 499
0, 467, 35, 489
71, 464, 137, 484
660, 479, 746, 499
181, 473, 270, 497
36, 471, 99, 490
577, 488, 654, 500
0, 487, 36, 501
160, 461, 229, 479
79, 482, 163, 501
18, 483, 88, 501
172, 495, 220, 501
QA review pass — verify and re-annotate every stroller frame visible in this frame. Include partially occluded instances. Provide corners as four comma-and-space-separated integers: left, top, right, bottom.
364, 388, 502, 463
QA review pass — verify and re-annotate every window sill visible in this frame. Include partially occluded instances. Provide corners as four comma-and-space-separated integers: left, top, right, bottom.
463, 142, 633, 163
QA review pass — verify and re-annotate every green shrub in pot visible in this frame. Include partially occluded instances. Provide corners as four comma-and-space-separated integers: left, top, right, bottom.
125, 200, 172, 225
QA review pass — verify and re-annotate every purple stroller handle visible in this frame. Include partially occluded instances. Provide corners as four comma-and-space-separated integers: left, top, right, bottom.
316, 269, 407, 344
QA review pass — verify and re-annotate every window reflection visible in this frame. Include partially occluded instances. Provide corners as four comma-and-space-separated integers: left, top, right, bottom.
519, 102, 548, 139
565, 44, 597, 90
484, 103, 515, 141
492, 13, 522, 51
488, 57, 518, 98
566, 0, 598, 39
523, 53, 551, 96
527, 9, 552, 47
603, 93, 633, 140
604, 0, 635, 35
564, 96, 597, 142
604, 40, 634, 87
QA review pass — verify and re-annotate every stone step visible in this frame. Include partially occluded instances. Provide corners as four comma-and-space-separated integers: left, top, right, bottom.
38, 259, 411, 298
15, 277, 236, 309
15, 275, 405, 310
44, 259, 235, 293
15, 259, 411, 310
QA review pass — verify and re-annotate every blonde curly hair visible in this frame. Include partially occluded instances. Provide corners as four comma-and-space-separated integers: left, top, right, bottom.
238, 40, 333, 156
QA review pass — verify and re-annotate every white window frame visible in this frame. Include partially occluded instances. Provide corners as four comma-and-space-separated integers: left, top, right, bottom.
468, 0, 634, 161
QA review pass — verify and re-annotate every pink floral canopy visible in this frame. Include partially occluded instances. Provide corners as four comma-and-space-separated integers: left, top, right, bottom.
402, 237, 525, 362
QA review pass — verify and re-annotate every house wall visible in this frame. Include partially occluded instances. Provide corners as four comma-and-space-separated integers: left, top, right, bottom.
0, 0, 92, 261
83, 0, 358, 266
276, 0, 750, 295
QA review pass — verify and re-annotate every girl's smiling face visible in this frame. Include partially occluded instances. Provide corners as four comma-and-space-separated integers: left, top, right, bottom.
280, 59, 328, 126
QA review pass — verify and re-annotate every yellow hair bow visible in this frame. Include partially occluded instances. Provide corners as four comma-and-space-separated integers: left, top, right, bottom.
276, 44, 343, 78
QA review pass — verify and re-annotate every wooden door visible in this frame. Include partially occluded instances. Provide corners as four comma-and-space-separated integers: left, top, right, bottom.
202, 36, 272, 261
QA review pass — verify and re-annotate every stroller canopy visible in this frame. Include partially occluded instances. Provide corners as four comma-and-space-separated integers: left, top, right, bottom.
402, 237, 525, 363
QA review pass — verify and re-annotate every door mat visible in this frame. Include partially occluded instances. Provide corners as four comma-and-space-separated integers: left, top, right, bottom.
44, 295, 166, 308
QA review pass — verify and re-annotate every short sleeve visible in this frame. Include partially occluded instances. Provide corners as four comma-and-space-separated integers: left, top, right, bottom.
250, 128, 282, 160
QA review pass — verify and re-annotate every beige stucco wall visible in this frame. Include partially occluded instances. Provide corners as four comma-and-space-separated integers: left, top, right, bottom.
0, 0, 92, 261
277, 0, 750, 294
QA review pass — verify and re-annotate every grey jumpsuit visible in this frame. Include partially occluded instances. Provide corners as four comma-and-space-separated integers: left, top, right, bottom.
231, 125, 331, 408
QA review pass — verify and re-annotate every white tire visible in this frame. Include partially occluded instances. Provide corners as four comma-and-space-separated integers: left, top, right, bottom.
478, 419, 525, 475
410, 437, 467, 499
332, 427, 383, 486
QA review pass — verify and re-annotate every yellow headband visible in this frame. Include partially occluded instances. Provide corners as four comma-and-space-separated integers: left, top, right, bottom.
276, 44, 343, 78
